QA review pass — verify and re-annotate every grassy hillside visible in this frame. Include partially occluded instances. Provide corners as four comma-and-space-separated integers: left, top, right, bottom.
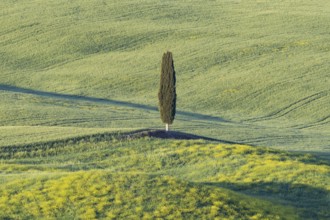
1, 134, 329, 219
0, 0, 329, 152
0, 1, 329, 219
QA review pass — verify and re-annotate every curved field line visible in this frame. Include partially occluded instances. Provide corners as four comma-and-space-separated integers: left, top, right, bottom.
228, 81, 287, 108
245, 91, 329, 122
295, 115, 330, 129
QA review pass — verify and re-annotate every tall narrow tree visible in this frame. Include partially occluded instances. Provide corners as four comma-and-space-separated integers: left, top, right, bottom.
158, 51, 176, 132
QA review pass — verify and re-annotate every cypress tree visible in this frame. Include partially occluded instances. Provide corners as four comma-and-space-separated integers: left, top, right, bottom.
158, 51, 176, 131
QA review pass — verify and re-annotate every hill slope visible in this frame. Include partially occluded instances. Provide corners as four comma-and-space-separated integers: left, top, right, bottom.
0, 0, 329, 152
1, 1, 329, 219
1, 134, 329, 219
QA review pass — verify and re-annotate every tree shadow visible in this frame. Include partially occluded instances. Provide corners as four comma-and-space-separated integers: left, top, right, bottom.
203, 181, 330, 220
0, 84, 230, 123
122, 129, 241, 144
0, 129, 241, 160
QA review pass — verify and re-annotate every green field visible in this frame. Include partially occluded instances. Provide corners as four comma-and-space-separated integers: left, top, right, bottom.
1, 135, 329, 219
1, 0, 329, 219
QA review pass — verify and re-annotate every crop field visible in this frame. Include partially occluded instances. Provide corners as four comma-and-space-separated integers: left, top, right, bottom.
0, 0, 329, 219
1, 0, 329, 150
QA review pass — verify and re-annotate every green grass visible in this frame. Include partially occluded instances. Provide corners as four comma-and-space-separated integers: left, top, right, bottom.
0, 136, 329, 219
0, 0, 329, 219
0, 171, 298, 220
0, 126, 133, 147
0, 0, 329, 152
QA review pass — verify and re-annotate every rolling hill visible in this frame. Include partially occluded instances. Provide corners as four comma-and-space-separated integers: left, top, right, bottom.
1, 133, 329, 219
0, 0, 329, 219
1, 0, 329, 152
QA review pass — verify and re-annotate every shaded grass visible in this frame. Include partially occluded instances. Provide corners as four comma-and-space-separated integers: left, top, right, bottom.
0, 88, 329, 155
0, 135, 329, 219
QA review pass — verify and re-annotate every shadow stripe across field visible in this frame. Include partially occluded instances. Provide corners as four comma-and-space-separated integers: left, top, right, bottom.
0, 84, 229, 123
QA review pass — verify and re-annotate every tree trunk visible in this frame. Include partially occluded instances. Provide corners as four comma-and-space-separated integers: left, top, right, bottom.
165, 123, 169, 132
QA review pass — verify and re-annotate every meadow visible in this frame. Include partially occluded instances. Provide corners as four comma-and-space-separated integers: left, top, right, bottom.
1, 134, 329, 219
1, 0, 329, 151
0, 0, 329, 219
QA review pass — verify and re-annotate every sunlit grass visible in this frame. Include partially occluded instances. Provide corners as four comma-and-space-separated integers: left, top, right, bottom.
0, 136, 329, 219
0, 126, 132, 147
0, 0, 329, 150
0, 171, 299, 220
0, 0, 329, 218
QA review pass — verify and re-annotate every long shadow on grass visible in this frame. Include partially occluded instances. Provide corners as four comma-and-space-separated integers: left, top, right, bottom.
0, 84, 229, 123
125, 129, 240, 143
204, 181, 330, 220
0, 129, 238, 160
